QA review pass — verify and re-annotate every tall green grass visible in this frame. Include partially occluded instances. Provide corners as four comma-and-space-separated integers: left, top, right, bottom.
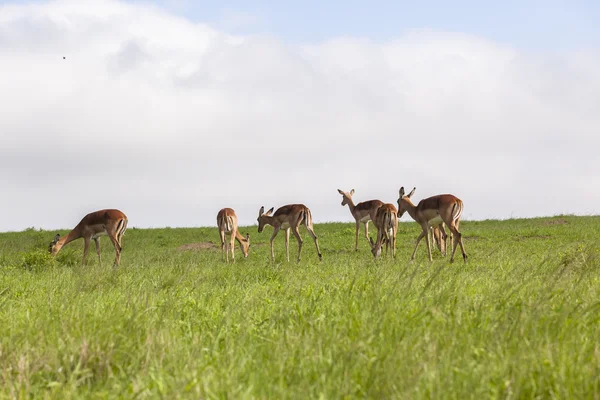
1, 216, 599, 398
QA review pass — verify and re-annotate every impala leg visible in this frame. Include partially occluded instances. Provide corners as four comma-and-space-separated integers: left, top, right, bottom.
285, 228, 291, 262
291, 226, 303, 262
82, 237, 90, 266
438, 225, 448, 257
107, 231, 121, 266
427, 228, 433, 252
431, 227, 440, 254
448, 223, 467, 263
230, 231, 236, 263
364, 221, 370, 243
304, 224, 322, 261
423, 224, 434, 262
269, 227, 280, 262
385, 233, 390, 257
355, 221, 360, 251
410, 230, 427, 261
94, 237, 102, 267
451, 221, 459, 258
374, 228, 384, 258
220, 230, 227, 262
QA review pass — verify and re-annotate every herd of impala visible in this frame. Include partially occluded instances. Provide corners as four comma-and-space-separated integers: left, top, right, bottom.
48, 187, 468, 266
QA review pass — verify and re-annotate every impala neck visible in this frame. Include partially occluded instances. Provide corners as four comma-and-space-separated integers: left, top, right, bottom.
345, 197, 356, 213
402, 199, 419, 221
234, 230, 248, 243
55, 228, 83, 253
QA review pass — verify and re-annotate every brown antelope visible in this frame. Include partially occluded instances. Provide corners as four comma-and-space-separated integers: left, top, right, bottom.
217, 208, 250, 263
49, 209, 128, 266
431, 224, 449, 256
397, 187, 467, 262
337, 189, 384, 251
368, 203, 398, 258
257, 204, 322, 262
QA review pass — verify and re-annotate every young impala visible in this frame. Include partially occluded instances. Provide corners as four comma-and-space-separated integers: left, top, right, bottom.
431, 224, 449, 256
49, 209, 128, 266
368, 203, 398, 258
257, 204, 322, 262
397, 187, 467, 263
337, 189, 384, 251
217, 208, 250, 263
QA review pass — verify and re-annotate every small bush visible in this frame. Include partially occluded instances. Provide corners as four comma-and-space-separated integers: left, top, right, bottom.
19, 250, 55, 271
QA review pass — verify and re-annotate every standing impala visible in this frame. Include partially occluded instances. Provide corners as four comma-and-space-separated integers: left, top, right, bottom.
397, 187, 467, 263
217, 208, 250, 263
337, 189, 384, 251
368, 203, 398, 258
48, 209, 128, 266
257, 204, 322, 262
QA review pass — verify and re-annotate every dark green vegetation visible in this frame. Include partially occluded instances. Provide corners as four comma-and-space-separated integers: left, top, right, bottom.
1, 216, 599, 398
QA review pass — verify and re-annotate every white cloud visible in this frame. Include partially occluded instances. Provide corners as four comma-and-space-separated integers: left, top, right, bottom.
1, 0, 599, 231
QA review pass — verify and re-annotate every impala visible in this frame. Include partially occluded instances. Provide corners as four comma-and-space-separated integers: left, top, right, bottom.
337, 189, 384, 251
431, 224, 449, 256
368, 203, 398, 258
397, 187, 467, 262
257, 204, 322, 262
49, 209, 128, 266
217, 208, 250, 263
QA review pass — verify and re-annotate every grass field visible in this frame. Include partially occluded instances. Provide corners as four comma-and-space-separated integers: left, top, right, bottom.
1, 215, 599, 399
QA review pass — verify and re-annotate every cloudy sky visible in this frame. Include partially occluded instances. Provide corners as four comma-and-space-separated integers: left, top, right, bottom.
1, 0, 599, 231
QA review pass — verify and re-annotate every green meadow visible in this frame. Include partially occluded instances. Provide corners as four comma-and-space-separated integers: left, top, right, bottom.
1, 215, 599, 399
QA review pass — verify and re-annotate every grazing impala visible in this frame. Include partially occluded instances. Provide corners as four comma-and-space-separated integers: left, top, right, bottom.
397, 187, 467, 263
217, 208, 250, 263
368, 203, 398, 258
337, 189, 384, 251
431, 224, 449, 256
257, 204, 322, 262
48, 209, 128, 266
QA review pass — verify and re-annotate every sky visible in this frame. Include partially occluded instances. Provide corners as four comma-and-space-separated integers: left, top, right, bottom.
147, 0, 600, 49
0, 0, 599, 231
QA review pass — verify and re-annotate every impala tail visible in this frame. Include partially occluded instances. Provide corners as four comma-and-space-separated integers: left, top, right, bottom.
116, 218, 127, 237
217, 215, 233, 232
452, 201, 463, 224
114, 218, 127, 251
302, 207, 313, 227
385, 209, 395, 238
225, 216, 234, 232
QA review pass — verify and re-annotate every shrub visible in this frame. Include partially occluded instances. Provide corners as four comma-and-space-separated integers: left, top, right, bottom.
19, 249, 55, 271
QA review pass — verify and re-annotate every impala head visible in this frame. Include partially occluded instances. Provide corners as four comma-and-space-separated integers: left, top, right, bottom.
240, 233, 250, 258
48, 233, 61, 255
369, 236, 383, 258
257, 206, 274, 233
337, 189, 355, 206
397, 186, 416, 218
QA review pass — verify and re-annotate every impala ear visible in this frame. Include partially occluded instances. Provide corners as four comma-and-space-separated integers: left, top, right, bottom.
266, 207, 274, 215
53, 233, 60, 243
245, 233, 250, 240
350, 189, 355, 196
259, 206, 265, 217
399, 187, 405, 198
408, 187, 416, 198
337, 189, 344, 195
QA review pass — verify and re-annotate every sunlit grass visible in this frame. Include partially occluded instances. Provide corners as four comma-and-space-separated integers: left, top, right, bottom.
1, 215, 599, 398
